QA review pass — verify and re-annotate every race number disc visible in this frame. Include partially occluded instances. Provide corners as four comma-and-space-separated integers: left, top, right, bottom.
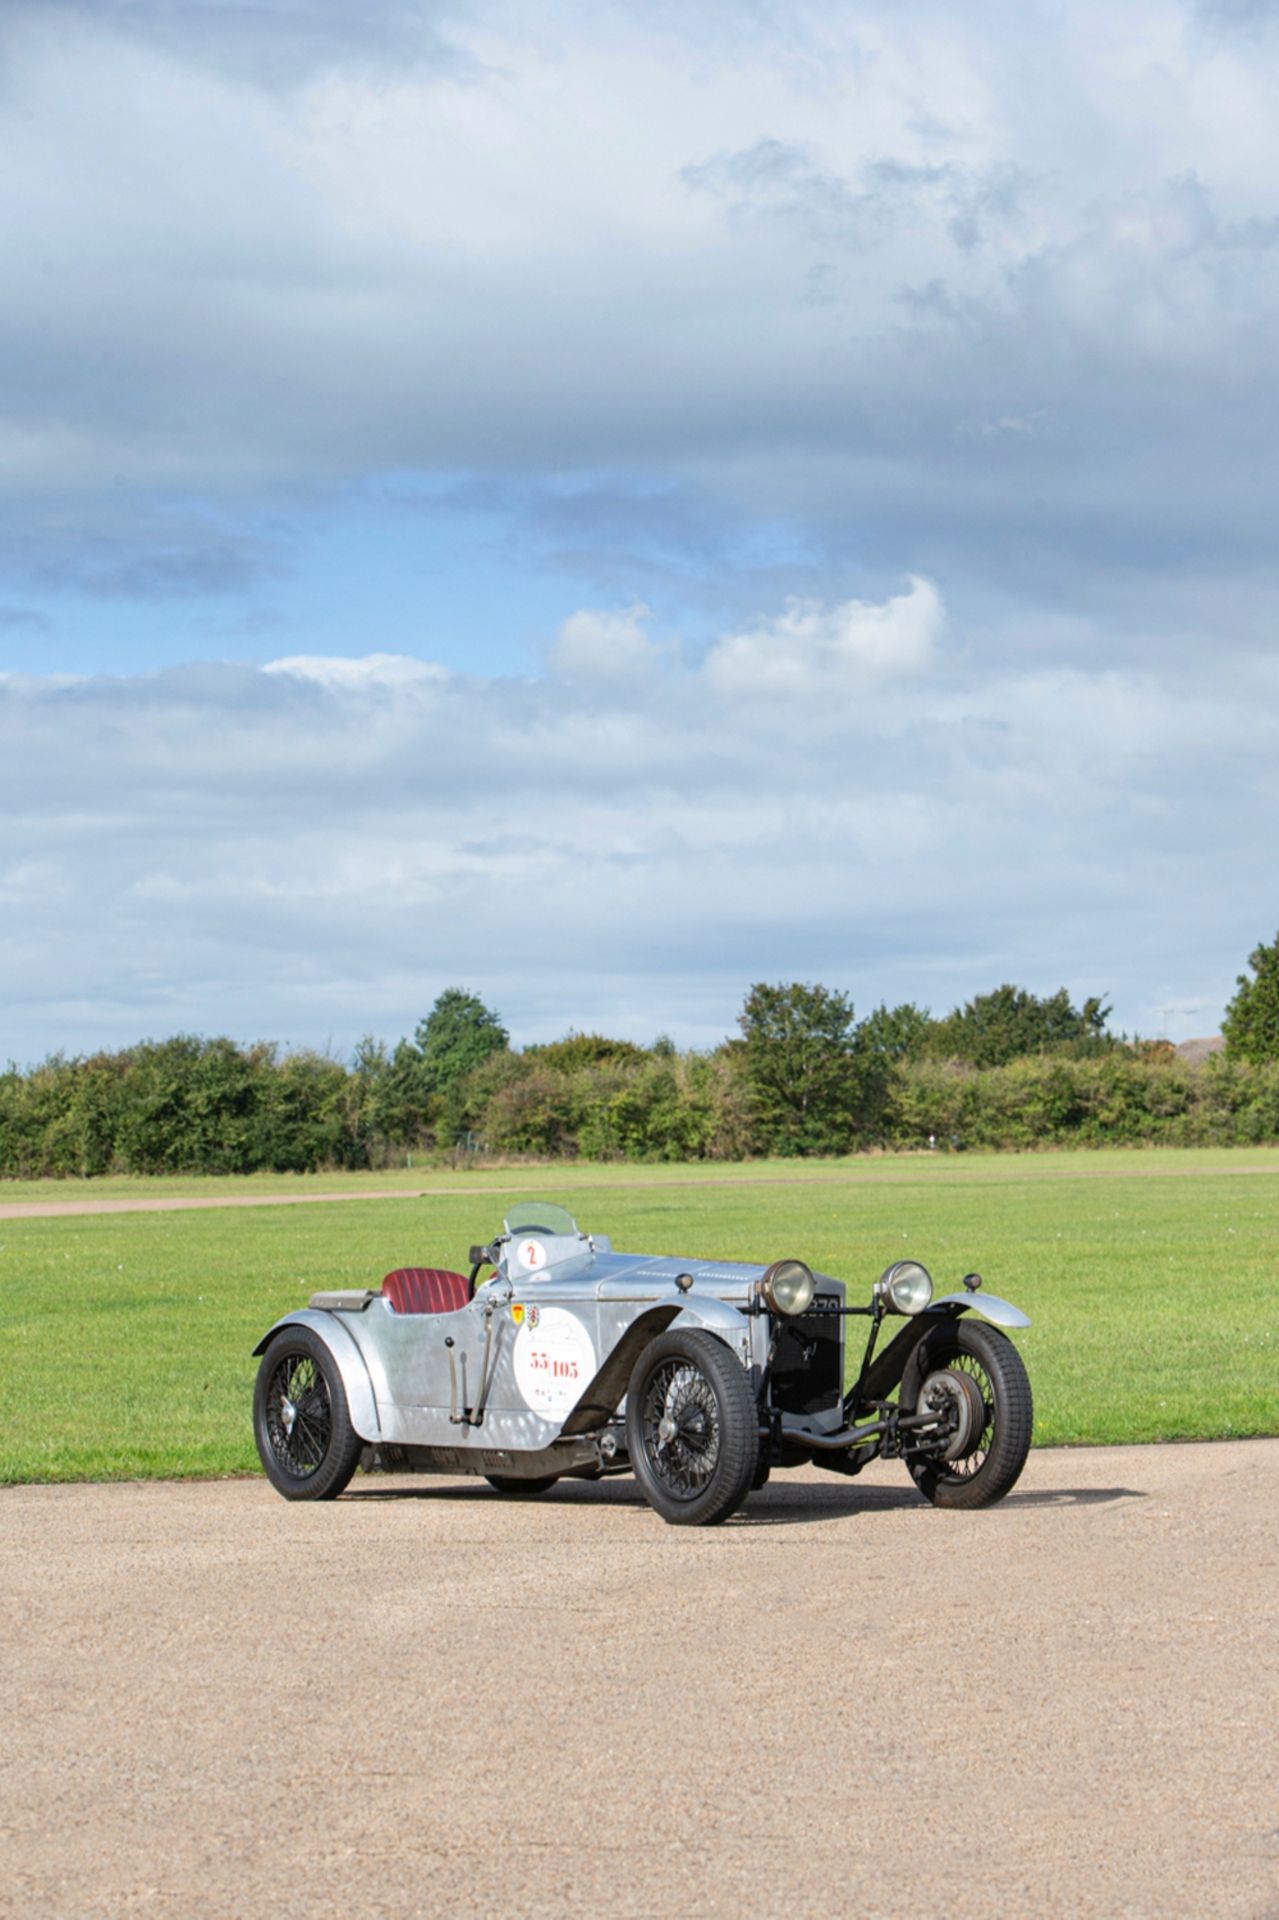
517, 1238, 547, 1272
513, 1308, 596, 1417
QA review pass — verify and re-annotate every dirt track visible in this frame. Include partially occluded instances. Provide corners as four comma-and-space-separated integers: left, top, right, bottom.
4, 1441, 1278, 1919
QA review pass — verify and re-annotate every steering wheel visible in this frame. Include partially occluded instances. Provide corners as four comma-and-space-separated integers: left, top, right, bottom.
467, 1238, 502, 1299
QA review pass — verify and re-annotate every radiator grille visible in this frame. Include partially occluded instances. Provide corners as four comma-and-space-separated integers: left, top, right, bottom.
770, 1294, 843, 1415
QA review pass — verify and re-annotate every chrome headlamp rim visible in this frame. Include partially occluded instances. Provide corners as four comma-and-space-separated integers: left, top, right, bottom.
878, 1259, 934, 1315
758, 1258, 817, 1317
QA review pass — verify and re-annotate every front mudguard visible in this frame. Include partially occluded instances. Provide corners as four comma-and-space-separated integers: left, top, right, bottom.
852, 1295, 1030, 1411
252, 1309, 382, 1441
930, 1292, 1029, 1330
560, 1294, 755, 1439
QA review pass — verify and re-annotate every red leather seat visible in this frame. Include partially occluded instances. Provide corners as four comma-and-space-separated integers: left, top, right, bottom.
381, 1267, 470, 1315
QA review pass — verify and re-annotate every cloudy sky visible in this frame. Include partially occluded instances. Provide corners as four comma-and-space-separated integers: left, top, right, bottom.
3, 0, 1277, 1062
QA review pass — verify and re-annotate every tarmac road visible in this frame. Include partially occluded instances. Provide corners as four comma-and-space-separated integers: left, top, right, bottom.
4, 1441, 1278, 1920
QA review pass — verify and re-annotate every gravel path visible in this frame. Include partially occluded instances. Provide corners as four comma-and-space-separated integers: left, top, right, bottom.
0, 1187, 431, 1220
4, 1441, 1277, 1919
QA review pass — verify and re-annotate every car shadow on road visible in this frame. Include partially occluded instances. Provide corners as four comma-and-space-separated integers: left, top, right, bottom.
729, 1482, 1149, 1525
345, 1476, 1147, 1525
728, 1484, 924, 1524
345, 1478, 921, 1524
344, 1476, 906, 1521
1002, 1486, 1147, 1508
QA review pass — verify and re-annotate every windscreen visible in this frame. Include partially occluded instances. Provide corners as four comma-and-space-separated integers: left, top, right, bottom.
504, 1200, 578, 1237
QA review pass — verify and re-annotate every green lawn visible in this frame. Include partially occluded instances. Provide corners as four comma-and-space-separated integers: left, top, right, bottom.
4, 1142, 1279, 1205
3, 1149, 1278, 1481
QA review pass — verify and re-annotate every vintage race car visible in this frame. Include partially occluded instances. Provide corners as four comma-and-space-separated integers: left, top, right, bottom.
252, 1201, 1033, 1525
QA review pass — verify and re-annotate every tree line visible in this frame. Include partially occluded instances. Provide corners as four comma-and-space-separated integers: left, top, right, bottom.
5, 936, 1279, 1178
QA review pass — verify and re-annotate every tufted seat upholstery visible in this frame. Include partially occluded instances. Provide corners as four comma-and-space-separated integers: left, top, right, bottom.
381, 1267, 470, 1315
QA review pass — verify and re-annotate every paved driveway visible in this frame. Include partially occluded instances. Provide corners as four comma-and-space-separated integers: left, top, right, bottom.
4, 1441, 1277, 1919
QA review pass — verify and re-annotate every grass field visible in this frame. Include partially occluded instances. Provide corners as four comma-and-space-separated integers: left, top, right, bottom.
4, 1143, 1279, 1206
3, 1148, 1278, 1481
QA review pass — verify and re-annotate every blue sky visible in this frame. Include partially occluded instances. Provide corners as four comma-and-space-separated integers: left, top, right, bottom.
2, 0, 1278, 1062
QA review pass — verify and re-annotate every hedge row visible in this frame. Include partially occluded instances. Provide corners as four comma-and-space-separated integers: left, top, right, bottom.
3, 1035, 1279, 1178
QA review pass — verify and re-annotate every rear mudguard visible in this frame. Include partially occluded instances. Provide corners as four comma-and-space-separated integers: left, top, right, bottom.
853, 1295, 1029, 1409
252, 1309, 382, 1441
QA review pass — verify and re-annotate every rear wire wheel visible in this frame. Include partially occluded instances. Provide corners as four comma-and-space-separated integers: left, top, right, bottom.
253, 1327, 363, 1501
626, 1329, 759, 1526
902, 1317, 1033, 1510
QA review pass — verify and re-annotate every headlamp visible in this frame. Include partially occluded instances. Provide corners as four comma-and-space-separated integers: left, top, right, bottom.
878, 1259, 933, 1315
758, 1259, 817, 1317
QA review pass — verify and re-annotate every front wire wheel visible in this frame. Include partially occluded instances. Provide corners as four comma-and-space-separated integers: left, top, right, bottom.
902, 1317, 1033, 1510
253, 1327, 363, 1501
626, 1329, 759, 1526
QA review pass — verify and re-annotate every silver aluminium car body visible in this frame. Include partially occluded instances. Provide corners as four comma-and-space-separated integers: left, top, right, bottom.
253, 1211, 1029, 1487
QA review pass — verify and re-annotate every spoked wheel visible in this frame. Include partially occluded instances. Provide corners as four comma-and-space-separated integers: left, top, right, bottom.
626, 1330, 759, 1526
253, 1327, 363, 1501
484, 1475, 560, 1496
901, 1317, 1033, 1510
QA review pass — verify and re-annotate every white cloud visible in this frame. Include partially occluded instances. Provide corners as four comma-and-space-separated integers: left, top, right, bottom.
4, 0, 1279, 524
550, 604, 661, 681
2, 3, 1278, 1054
263, 653, 449, 692
1, 579, 1273, 1058
704, 577, 944, 701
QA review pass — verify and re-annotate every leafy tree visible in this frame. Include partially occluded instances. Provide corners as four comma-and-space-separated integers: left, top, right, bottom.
481, 1063, 575, 1156
587, 1057, 715, 1162
414, 989, 509, 1096
370, 1037, 437, 1148
525, 1031, 647, 1072
928, 984, 1112, 1067
450, 1045, 530, 1140
1078, 995, 1112, 1044
856, 1001, 932, 1060
114, 1035, 274, 1174
263, 1049, 353, 1172
737, 981, 867, 1155
1223, 931, 1279, 1063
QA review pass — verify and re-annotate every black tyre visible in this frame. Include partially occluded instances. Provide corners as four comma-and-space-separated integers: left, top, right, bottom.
902, 1317, 1033, 1510
484, 1475, 559, 1495
253, 1327, 364, 1501
626, 1329, 759, 1526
